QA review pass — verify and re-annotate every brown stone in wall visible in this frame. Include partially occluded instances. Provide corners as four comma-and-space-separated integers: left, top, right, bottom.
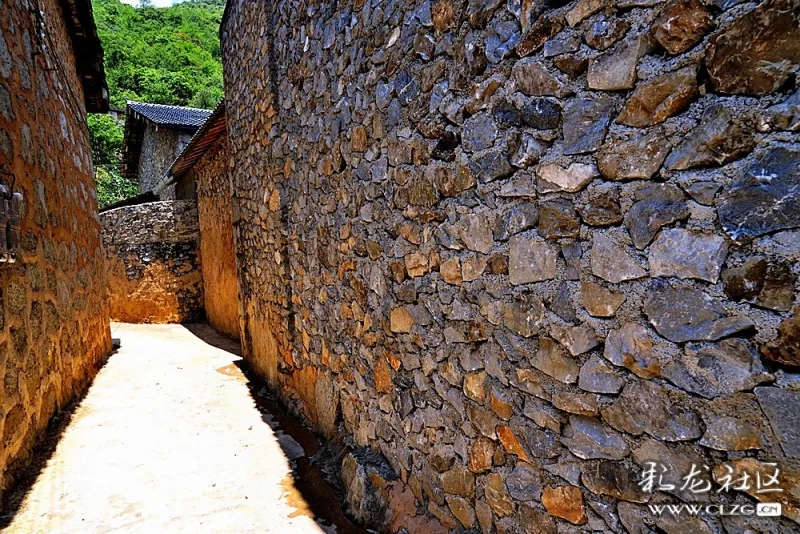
616, 65, 698, 127
0, 0, 111, 494
706, 0, 800, 96
651, 0, 714, 55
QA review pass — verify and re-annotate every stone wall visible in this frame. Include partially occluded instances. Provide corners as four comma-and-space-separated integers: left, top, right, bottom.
0, 0, 112, 499
221, 0, 800, 532
101, 201, 204, 323
193, 135, 240, 339
137, 124, 192, 197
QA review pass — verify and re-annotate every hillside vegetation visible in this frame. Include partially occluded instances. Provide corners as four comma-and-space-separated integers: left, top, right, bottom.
89, 0, 225, 206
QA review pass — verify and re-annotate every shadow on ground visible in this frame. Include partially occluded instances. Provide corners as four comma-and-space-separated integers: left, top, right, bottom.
0, 345, 119, 527
182, 323, 369, 534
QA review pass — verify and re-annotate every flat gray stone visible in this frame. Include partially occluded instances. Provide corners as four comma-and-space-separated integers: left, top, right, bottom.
590, 233, 647, 283
459, 212, 495, 253
462, 113, 498, 152
561, 415, 630, 460
662, 339, 772, 399
644, 286, 755, 343
664, 104, 755, 170
601, 380, 702, 441
717, 147, 800, 242
579, 355, 625, 394
562, 96, 615, 155
648, 229, 728, 283
506, 463, 543, 501
755, 387, 800, 459
624, 183, 689, 249
494, 203, 539, 241
509, 236, 557, 284
587, 35, 649, 90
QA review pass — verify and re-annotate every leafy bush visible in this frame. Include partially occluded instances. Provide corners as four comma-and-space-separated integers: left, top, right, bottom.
95, 167, 139, 208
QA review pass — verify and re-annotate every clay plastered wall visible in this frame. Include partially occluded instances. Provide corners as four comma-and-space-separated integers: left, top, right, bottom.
101, 201, 204, 324
222, 0, 800, 532
0, 0, 112, 496
193, 134, 240, 339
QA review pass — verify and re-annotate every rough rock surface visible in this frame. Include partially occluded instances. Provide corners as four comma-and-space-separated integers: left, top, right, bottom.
644, 287, 754, 343
717, 147, 800, 242
597, 130, 671, 180
664, 104, 755, 170
706, 0, 800, 96
590, 233, 647, 283
217, 0, 800, 529
616, 65, 698, 127
648, 229, 728, 283
662, 339, 772, 399
652, 0, 714, 54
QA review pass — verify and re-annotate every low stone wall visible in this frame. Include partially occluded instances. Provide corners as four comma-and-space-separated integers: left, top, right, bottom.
101, 201, 204, 323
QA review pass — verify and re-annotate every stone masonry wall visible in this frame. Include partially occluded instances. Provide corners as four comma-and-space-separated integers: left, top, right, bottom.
101, 201, 204, 323
0, 0, 112, 499
222, 0, 800, 532
193, 134, 240, 339
137, 123, 188, 197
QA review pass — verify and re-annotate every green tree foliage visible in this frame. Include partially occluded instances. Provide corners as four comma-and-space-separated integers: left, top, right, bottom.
87, 114, 124, 166
92, 0, 225, 109
95, 167, 139, 208
88, 0, 224, 206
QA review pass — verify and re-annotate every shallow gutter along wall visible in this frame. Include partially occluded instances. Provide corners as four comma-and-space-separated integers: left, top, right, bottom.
221, 0, 800, 531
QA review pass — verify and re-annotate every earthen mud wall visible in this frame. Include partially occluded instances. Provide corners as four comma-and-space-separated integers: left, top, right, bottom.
101, 201, 204, 324
193, 134, 240, 339
221, 0, 800, 531
0, 0, 112, 499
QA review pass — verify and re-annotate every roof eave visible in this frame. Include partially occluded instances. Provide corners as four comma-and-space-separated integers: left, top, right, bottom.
60, 0, 109, 113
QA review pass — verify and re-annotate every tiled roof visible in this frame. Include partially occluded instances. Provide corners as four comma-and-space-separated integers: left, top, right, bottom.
61, 0, 108, 112
162, 100, 226, 184
127, 102, 213, 129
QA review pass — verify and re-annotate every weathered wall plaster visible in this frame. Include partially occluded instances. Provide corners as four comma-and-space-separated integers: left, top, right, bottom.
101, 201, 204, 324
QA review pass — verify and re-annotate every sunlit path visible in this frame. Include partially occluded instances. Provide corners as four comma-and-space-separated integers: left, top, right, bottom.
2, 323, 328, 534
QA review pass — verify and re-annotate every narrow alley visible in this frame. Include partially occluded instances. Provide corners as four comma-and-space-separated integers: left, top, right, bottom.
0, 323, 364, 534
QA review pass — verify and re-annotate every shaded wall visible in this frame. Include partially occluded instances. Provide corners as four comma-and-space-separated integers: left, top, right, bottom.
101, 201, 204, 323
0, 0, 112, 497
222, 0, 800, 532
137, 124, 193, 197
192, 134, 240, 339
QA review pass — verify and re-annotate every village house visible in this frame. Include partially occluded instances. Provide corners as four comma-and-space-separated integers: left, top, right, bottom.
0, 0, 112, 500
159, 101, 239, 338
121, 102, 211, 196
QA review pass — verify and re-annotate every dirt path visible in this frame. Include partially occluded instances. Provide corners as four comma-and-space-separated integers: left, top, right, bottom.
2, 323, 362, 534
